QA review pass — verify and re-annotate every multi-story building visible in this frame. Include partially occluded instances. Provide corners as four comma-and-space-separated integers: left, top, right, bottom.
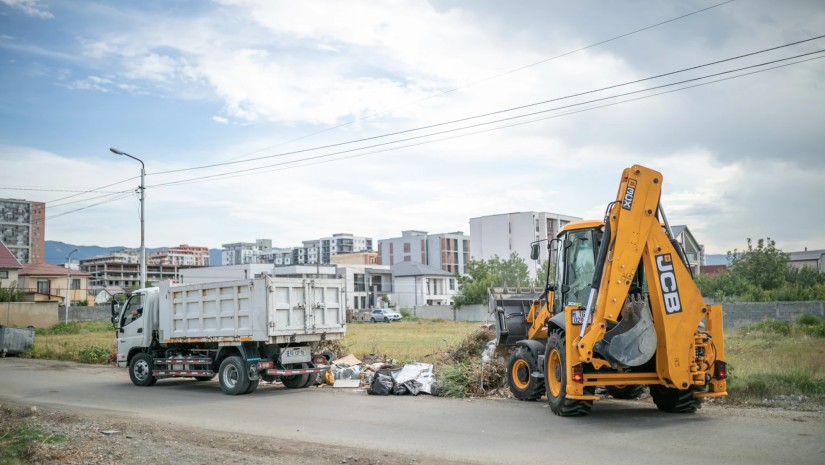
148, 244, 210, 267
221, 239, 271, 265
80, 249, 180, 288
318, 233, 372, 264
391, 261, 457, 307
470, 211, 582, 280
377, 230, 470, 275
0, 198, 45, 264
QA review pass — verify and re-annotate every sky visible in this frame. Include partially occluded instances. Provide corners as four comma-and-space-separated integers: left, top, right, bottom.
1, 0, 823, 257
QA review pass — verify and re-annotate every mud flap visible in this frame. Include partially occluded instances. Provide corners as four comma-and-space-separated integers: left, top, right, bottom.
596, 294, 657, 367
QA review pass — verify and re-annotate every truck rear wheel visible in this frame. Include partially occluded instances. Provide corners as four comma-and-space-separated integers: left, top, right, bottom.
219, 355, 250, 395
649, 385, 701, 413
545, 331, 592, 416
282, 363, 311, 389
507, 346, 544, 401
129, 353, 157, 387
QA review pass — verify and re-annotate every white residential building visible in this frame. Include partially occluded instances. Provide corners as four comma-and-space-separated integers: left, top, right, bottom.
391, 261, 457, 308
470, 211, 582, 280
221, 239, 272, 265
378, 230, 470, 275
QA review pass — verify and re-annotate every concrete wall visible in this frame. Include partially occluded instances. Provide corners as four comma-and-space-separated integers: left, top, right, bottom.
0, 301, 59, 328
412, 304, 489, 322
722, 301, 825, 328
59, 305, 112, 323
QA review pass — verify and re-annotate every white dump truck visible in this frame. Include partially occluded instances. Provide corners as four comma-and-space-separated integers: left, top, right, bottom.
112, 276, 345, 395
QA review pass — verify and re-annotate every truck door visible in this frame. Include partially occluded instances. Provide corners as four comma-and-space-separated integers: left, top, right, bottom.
116, 292, 148, 367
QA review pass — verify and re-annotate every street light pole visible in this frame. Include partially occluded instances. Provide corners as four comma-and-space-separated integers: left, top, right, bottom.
65, 248, 78, 324
110, 148, 146, 288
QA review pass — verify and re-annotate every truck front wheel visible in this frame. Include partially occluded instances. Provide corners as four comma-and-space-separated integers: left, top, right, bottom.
129, 353, 157, 387
219, 356, 251, 395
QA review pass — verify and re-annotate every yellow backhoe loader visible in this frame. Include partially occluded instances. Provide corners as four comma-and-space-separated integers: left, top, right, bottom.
491, 164, 727, 416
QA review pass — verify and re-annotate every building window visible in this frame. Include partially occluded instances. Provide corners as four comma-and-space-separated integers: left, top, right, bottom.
354, 297, 359, 309
404, 243, 411, 253
37, 279, 49, 294
449, 278, 455, 291
0, 271, 7, 279
71, 279, 80, 290
354, 274, 366, 292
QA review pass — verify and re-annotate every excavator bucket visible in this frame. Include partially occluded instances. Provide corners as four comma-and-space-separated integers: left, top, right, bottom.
489, 287, 543, 346
595, 294, 657, 368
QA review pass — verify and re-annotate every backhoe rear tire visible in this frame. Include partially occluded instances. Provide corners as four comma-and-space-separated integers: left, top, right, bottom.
606, 384, 645, 399
649, 385, 701, 413
545, 331, 592, 416
507, 346, 544, 401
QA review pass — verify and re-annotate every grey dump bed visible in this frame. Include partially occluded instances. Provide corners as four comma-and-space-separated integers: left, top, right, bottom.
158, 276, 345, 344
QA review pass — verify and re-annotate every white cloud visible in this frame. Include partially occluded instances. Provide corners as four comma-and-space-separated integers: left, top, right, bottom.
1, 0, 53, 19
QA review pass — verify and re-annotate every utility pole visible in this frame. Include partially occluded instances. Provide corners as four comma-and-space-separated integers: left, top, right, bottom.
65, 248, 78, 324
110, 148, 146, 288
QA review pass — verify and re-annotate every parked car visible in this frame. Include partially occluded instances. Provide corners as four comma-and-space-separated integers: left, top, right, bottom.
370, 308, 402, 323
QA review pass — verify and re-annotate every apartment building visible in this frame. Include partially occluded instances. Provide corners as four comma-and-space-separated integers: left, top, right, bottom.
377, 230, 470, 275
470, 212, 582, 279
0, 198, 45, 264
148, 244, 210, 267
80, 249, 179, 288
221, 239, 272, 265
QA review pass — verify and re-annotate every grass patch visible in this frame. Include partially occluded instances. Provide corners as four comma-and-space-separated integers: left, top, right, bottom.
343, 319, 479, 362
724, 321, 825, 406
26, 321, 115, 364
0, 422, 66, 464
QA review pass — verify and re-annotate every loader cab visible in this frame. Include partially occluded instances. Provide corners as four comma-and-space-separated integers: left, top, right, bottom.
543, 221, 604, 315
545, 220, 648, 315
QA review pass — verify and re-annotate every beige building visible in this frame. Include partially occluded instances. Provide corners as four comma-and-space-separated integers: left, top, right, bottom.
331, 252, 379, 265
0, 241, 23, 289
18, 263, 90, 304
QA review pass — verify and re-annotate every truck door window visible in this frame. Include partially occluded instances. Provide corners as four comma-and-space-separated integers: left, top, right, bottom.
565, 230, 596, 307
121, 294, 144, 328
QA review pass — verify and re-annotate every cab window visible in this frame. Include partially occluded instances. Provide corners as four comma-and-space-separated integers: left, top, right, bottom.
121, 293, 145, 328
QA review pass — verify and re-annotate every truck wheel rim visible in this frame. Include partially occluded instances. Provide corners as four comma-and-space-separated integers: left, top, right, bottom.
134, 359, 149, 381
224, 364, 239, 388
548, 349, 562, 397
511, 359, 530, 390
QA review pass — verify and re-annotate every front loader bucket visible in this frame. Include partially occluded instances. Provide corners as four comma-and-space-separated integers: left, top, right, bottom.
489, 287, 542, 346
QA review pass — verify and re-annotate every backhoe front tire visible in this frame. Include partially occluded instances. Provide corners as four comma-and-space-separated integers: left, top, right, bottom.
649, 385, 701, 413
545, 331, 592, 416
507, 346, 544, 401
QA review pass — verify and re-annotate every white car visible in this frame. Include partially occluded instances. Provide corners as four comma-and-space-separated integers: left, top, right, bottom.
370, 308, 402, 323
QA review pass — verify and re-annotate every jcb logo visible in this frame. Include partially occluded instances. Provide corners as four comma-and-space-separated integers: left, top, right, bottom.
622, 178, 637, 210
656, 254, 682, 314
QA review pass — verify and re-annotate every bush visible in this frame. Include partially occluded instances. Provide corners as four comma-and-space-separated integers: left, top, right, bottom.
748, 319, 791, 336
78, 345, 110, 364
798, 324, 825, 338
797, 314, 824, 326
42, 322, 82, 335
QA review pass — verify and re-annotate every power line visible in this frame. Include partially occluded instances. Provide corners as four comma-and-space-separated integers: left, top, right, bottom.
147, 50, 825, 189
156, 54, 825, 188
0, 187, 123, 194
44, 192, 135, 222
220, 0, 736, 164
149, 33, 825, 178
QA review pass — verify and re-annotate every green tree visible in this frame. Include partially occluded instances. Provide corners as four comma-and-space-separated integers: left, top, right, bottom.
728, 237, 789, 290
453, 252, 529, 307
0, 281, 23, 302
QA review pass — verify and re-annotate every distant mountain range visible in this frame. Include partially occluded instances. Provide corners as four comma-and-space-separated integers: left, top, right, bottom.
45, 241, 221, 266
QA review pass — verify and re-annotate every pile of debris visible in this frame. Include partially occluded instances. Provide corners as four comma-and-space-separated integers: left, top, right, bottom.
324, 354, 436, 396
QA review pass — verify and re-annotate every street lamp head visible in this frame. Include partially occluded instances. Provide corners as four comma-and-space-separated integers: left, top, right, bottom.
110, 147, 126, 156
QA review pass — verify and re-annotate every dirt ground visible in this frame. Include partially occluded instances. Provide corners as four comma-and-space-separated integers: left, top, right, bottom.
0, 401, 467, 465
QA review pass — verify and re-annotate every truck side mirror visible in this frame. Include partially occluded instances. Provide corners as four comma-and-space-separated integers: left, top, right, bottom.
111, 299, 120, 316
530, 243, 540, 261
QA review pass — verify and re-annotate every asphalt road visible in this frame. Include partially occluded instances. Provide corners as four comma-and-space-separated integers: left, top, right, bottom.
1, 358, 823, 465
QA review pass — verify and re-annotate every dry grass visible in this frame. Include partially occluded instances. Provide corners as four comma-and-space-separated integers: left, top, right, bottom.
723, 325, 825, 406
26, 322, 115, 363
341, 319, 480, 362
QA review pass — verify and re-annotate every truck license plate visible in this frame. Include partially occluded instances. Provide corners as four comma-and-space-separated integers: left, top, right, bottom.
281, 347, 311, 364
571, 310, 592, 325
